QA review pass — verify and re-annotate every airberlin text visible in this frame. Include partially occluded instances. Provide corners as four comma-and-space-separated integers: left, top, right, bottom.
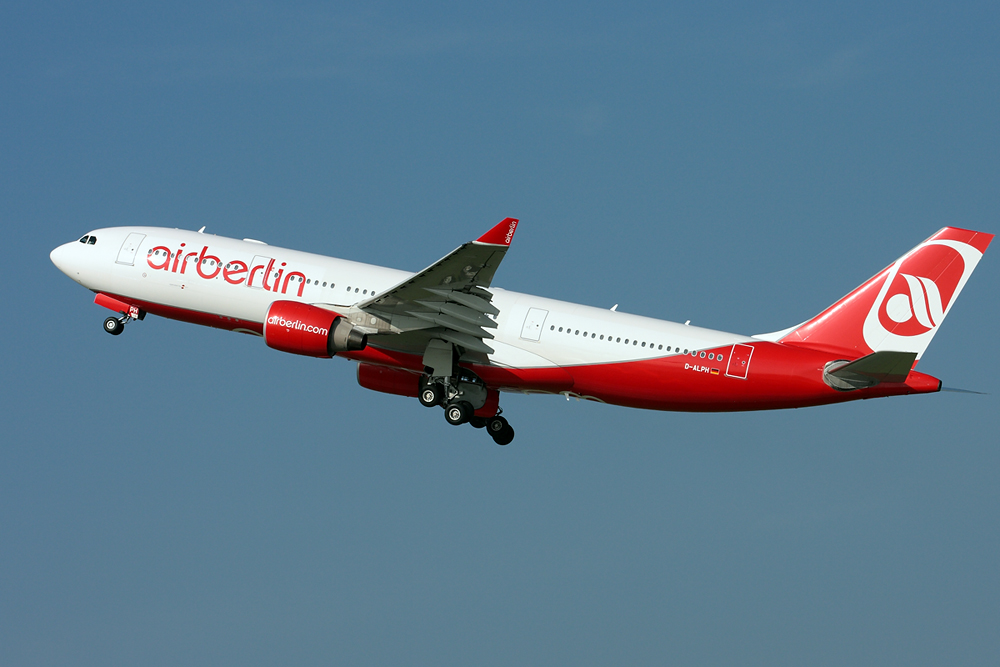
266, 315, 327, 336
505, 219, 517, 244
146, 244, 306, 297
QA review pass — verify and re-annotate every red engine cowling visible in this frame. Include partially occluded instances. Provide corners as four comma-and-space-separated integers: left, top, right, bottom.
357, 363, 420, 397
264, 300, 367, 358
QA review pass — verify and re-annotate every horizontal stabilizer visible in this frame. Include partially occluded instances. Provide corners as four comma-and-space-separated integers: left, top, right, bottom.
823, 350, 917, 391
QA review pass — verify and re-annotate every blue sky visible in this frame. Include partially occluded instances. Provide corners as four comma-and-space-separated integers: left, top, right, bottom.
3, 2, 999, 665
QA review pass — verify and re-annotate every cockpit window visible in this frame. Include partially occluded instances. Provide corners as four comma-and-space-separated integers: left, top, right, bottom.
88, 236, 97, 245
79, 236, 90, 244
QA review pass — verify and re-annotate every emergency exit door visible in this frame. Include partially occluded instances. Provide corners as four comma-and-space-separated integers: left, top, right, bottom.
115, 233, 146, 266
726, 344, 754, 379
520, 308, 549, 341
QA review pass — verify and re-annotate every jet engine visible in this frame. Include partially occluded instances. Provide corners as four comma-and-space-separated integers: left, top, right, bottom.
263, 300, 367, 358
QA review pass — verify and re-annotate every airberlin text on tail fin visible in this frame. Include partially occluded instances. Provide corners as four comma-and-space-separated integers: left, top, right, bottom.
779, 227, 993, 360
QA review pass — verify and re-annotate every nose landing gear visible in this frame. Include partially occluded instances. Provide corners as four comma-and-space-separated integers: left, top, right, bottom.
101, 303, 144, 336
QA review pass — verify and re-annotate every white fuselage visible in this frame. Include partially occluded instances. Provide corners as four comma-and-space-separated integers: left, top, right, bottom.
51, 226, 751, 370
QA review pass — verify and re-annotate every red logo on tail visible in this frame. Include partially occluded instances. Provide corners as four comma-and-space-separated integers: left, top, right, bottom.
876, 244, 964, 337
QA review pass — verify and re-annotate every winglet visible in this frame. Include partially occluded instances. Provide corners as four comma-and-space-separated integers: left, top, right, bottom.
475, 217, 519, 246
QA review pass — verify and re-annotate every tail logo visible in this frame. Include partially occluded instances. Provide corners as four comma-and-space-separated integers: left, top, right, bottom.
882, 273, 945, 333
865, 240, 980, 349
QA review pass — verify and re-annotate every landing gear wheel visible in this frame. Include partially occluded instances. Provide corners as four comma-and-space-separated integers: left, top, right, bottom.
444, 401, 473, 426
492, 425, 515, 446
486, 416, 508, 435
469, 416, 487, 429
419, 383, 443, 408
104, 317, 124, 336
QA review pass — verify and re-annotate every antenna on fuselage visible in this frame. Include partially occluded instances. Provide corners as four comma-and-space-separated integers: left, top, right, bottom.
197, 226, 206, 233
610, 304, 618, 311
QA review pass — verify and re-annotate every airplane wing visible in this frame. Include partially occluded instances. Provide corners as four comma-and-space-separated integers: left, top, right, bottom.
356, 218, 519, 354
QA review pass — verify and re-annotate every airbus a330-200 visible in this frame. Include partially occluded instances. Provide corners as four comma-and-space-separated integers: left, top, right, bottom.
50, 219, 993, 445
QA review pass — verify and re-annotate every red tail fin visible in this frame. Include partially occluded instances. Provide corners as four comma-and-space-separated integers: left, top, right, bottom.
779, 227, 993, 359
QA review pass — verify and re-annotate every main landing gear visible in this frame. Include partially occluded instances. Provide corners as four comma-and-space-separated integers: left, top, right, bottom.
419, 374, 515, 446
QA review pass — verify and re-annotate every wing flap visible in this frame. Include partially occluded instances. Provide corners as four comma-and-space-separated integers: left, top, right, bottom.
424, 288, 500, 316
408, 311, 496, 339
415, 300, 497, 328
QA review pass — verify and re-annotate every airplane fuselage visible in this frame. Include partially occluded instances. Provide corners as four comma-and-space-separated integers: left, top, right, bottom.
50, 225, 947, 417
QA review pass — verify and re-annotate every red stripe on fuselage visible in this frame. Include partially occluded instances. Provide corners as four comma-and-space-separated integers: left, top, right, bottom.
105, 296, 940, 410
563, 342, 940, 411
104, 293, 265, 335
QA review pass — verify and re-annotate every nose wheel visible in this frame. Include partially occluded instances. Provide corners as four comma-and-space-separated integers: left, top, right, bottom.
103, 316, 125, 336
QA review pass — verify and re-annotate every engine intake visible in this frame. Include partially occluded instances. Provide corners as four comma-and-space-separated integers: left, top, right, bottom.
264, 300, 367, 358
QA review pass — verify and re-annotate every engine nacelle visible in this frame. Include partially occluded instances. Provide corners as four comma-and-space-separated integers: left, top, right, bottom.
357, 363, 420, 397
264, 300, 367, 358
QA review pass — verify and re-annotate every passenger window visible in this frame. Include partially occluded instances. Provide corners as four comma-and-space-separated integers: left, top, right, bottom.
559, 327, 563, 332
718, 355, 724, 362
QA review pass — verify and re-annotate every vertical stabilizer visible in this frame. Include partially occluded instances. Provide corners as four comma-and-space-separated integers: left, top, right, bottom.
780, 227, 993, 359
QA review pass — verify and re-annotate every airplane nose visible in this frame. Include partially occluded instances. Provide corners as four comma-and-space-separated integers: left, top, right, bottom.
50, 243, 73, 276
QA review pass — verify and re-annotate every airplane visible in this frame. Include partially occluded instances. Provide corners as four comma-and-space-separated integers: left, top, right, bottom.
50, 219, 992, 445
